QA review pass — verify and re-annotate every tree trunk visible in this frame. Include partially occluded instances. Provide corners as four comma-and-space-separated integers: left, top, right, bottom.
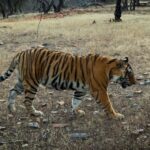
0, 3, 7, 18
122, 0, 128, 10
114, 0, 122, 21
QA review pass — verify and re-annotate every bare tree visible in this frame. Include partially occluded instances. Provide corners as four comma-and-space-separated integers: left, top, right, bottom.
38, 0, 64, 14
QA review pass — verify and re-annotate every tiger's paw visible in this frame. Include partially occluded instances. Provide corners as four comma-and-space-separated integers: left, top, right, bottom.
114, 113, 125, 120
8, 104, 16, 114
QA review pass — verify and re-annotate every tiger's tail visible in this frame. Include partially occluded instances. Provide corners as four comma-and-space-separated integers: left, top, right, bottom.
0, 54, 19, 82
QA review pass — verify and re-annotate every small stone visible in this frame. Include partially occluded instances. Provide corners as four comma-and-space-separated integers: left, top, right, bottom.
19, 105, 26, 109
121, 121, 128, 125
0, 41, 4, 45
0, 141, 7, 145
70, 132, 89, 140
134, 90, 143, 94
41, 103, 47, 107
87, 97, 92, 101
52, 123, 69, 128
139, 81, 145, 85
43, 118, 49, 123
22, 144, 29, 148
144, 79, 150, 85
126, 94, 134, 98
48, 91, 54, 95
132, 129, 144, 135
77, 110, 85, 116
19, 117, 28, 120
7, 114, 14, 118
63, 109, 68, 113
0, 99, 6, 102
42, 43, 49, 47
28, 122, 40, 129
0, 126, 6, 131
51, 111, 58, 114
17, 122, 22, 125
147, 124, 150, 127
57, 101, 65, 106
93, 111, 99, 115
143, 72, 149, 75
136, 75, 144, 80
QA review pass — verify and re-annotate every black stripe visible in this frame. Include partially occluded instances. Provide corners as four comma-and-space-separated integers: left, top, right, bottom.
80, 58, 85, 85
69, 82, 76, 90
44, 54, 56, 85
51, 75, 59, 86
74, 56, 78, 81
25, 89, 36, 95
25, 96, 34, 100
52, 61, 60, 78
94, 54, 99, 64
25, 80, 38, 92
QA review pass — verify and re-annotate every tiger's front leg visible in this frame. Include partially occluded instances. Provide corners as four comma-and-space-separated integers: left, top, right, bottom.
23, 84, 44, 117
69, 91, 86, 119
93, 90, 124, 119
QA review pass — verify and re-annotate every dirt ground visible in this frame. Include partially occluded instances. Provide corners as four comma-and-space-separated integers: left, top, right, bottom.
0, 6, 150, 150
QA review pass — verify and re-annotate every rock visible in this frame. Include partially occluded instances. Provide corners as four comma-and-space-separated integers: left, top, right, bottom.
132, 128, 144, 135
19, 105, 25, 109
43, 118, 49, 124
57, 101, 65, 106
92, 20, 96, 24
7, 114, 14, 118
143, 72, 149, 76
139, 81, 145, 85
19, 117, 28, 120
121, 121, 128, 125
136, 75, 144, 80
126, 94, 134, 98
144, 79, 150, 85
93, 111, 99, 115
42, 43, 49, 47
0, 141, 7, 146
41, 103, 47, 107
87, 97, 92, 101
133, 90, 142, 94
77, 110, 85, 116
28, 122, 40, 129
52, 123, 69, 128
22, 144, 29, 148
0, 41, 4, 45
51, 111, 58, 114
147, 124, 150, 127
137, 135, 147, 142
0, 126, 6, 131
139, 79, 150, 85
17, 122, 22, 125
70, 132, 89, 140
48, 91, 54, 95
0, 99, 6, 102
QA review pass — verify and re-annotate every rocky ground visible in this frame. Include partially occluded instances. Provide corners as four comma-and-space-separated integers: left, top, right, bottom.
0, 6, 150, 150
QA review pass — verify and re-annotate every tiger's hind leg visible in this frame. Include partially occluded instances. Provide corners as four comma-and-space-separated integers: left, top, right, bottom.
23, 82, 43, 117
8, 80, 24, 113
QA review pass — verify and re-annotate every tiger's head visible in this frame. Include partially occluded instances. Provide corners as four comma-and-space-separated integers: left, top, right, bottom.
108, 57, 136, 88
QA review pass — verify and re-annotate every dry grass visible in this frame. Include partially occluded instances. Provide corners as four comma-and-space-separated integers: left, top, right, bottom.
0, 8, 150, 150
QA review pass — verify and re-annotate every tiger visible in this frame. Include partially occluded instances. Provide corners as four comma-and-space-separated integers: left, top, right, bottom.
0, 47, 136, 119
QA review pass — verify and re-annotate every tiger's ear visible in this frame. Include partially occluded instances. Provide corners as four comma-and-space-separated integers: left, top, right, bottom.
121, 57, 128, 64
117, 57, 129, 68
